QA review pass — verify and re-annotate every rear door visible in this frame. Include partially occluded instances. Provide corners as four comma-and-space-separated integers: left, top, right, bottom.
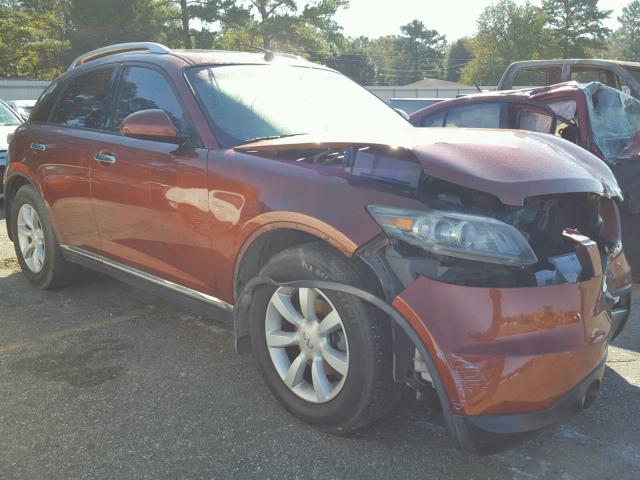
90, 64, 214, 293
28, 67, 116, 252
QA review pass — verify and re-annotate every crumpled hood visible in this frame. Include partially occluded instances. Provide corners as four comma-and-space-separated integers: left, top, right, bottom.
236, 128, 622, 206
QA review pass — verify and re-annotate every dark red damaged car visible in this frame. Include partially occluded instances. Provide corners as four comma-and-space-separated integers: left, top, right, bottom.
3, 43, 633, 454
410, 81, 640, 274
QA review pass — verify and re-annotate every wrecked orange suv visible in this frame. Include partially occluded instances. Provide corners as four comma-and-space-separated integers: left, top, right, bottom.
4, 43, 633, 454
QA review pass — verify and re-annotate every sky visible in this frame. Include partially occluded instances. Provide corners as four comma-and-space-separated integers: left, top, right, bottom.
334, 0, 630, 41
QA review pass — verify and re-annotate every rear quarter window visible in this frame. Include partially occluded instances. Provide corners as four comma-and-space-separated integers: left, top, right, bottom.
421, 110, 446, 127
30, 81, 61, 123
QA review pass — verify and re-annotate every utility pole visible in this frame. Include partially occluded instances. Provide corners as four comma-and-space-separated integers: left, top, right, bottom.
179, 0, 192, 49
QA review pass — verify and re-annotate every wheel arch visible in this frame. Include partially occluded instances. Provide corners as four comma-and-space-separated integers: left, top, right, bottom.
3, 172, 38, 241
232, 222, 387, 354
233, 214, 379, 299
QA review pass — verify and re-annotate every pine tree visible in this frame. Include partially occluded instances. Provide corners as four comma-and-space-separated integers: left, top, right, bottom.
542, 0, 611, 57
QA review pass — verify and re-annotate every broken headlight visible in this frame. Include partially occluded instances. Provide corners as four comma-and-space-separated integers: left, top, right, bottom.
367, 205, 538, 266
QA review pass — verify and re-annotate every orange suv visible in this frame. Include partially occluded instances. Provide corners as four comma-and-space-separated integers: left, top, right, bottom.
3, 43, 633, 454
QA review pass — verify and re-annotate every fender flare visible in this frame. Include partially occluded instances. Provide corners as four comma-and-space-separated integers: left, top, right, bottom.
231, 215, 366, 300
3, 170, 40, 241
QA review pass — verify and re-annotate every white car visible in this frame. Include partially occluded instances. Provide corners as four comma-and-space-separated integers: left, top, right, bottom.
1, 100, 24, 196
6, 99, 36, 120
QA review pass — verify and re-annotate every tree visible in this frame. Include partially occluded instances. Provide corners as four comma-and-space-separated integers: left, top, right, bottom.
399, 20, 446, 83
0, 0, 70, 78
611, 0, 640, 62
246, 0, 347, 50
323, 36, 378, 85
445, 38, 473, 82
461, 0, 556, 85
160, 0, 246, 49
66, 0, 176, 58
542, 0, 611, 57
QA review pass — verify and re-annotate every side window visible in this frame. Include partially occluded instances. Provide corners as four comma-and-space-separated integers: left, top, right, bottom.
515, 108, 554, 134
513, 67, 561, 87
444, 103, 501, 128
545, 99, 580, 144
52, 69, 113, 129
571, 67, 619, 89
421, 110, 446, 127
114, 66, 184, 130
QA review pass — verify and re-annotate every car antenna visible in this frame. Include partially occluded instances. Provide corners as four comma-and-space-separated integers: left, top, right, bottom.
241, 44, 275, 62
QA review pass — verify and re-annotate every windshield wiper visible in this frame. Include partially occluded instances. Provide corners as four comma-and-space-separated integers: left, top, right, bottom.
236, 133, 308, 145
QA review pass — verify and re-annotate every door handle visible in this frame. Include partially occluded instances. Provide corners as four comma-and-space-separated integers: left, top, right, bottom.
94, 152, 117, 165
30, 143, 47, 152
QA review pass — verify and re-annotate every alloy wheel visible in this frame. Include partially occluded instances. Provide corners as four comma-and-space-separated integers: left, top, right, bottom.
265, 287, 349, 403
17, 203, 46, 273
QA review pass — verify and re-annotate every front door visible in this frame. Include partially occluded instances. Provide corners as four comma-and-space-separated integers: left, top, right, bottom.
90, 65, 214, 293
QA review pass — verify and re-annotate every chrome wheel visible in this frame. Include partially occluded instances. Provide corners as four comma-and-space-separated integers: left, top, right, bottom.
265, 287, 349, 403
17, 203, 46, 273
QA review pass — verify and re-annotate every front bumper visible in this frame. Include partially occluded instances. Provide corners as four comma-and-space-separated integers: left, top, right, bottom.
451, 358, 606, 454
391, 231, 630, 454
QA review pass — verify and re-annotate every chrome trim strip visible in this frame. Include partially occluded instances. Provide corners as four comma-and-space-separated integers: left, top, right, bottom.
60, 244, 233, 312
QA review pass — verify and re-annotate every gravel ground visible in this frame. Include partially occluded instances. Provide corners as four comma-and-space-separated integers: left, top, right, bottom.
0, 200, 639, 480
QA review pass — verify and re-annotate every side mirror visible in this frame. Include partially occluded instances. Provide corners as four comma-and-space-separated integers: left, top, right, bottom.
394, 108, 410, 121
120, 109, 184, 142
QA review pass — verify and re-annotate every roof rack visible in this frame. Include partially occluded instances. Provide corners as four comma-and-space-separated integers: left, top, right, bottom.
67, 42, 171, 70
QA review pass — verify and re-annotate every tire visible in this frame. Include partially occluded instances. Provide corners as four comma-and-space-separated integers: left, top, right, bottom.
621, 211, 640, 280
610, 291, 632, 341
11, 184, 80, 289
248, 242, 399, 433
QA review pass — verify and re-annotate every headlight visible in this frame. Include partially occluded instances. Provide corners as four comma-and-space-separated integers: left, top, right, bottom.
367, 205, 538, 266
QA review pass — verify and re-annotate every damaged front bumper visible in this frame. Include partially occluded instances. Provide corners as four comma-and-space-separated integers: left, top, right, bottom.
391, 230, 630, 454
393, 273, 612, 454
451, 358, 606, 454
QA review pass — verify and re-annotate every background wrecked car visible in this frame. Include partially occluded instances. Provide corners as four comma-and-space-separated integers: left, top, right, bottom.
411, 81, 640, 274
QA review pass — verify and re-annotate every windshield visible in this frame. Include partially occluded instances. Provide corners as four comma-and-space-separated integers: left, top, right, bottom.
187, 65, 409, 148
0, 102, 22, 126
586, 82, 640, 161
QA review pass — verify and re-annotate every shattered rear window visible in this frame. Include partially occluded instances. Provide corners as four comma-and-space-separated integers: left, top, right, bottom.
585, 82, 640, 162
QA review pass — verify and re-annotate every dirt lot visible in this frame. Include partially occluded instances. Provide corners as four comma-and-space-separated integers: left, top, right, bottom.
0, 201, 639, 480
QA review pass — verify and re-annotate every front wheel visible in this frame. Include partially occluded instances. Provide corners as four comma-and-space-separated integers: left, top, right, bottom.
248, 243, 399, 432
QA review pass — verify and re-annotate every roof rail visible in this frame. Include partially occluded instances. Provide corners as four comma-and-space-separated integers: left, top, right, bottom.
68, 42, 171, 71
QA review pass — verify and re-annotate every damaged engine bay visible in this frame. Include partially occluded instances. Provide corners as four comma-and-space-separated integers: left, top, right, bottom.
259, 144, 616, 290
379, 185, 606, 290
